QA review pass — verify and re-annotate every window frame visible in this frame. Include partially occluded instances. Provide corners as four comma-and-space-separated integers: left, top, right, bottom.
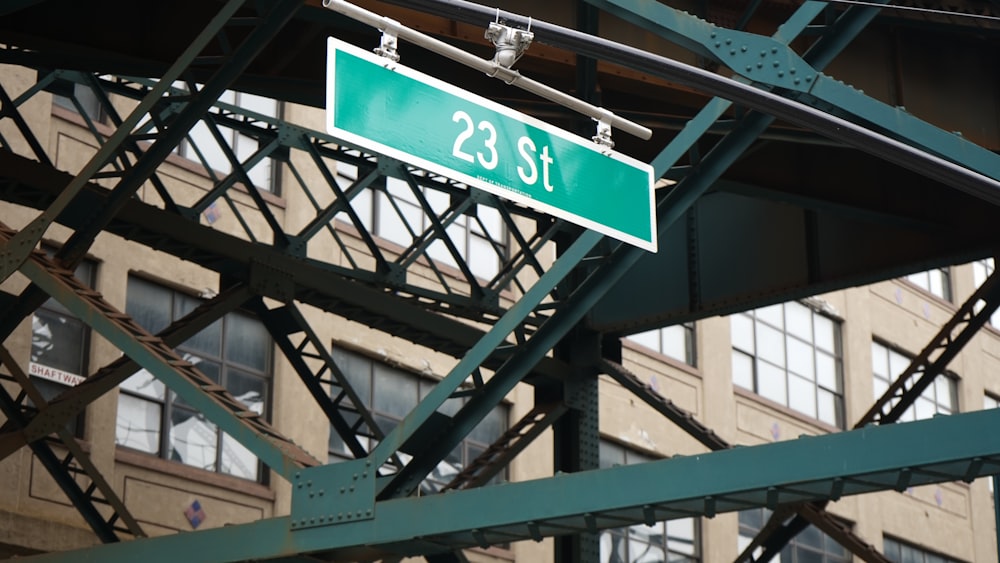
871, 340, 958, 422
625, 322, 697, 367
599, 440, 701, 563
738, 507, 851, 563
334, 161, 509, 282
904, 267, 952, 302
326, 346, 508, 493
115, 276, 273, 482
883, 536, 962, 563
731, 301, 845, 428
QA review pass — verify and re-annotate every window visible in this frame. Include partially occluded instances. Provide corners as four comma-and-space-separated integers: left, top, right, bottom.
626, 322, 696, 366
176, 88, 280, 193
327, 348, 507, 493
731, 302, 844, 427
738, 508, 850, 563
972, 259, 1000, 326
600, 441, 700, 563
53, 82, 105, 123
871, 341, 957, 422
905, 268, 951, 301
336, 162, 507, 281
115, 277, 272, 480
883, 537, 961, 563
29, 257, 95, 436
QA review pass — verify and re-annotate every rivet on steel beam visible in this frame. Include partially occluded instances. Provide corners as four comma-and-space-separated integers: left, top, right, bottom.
772, 61, 779, 67
741, 45, 747, 52
725, 38, 732, 45
730, 49, 736, 56
789, 68, 796, 74
710, 31, 717, 38
794, 78, 800, 85
777, 71, 784, 77
770, 47, 777, 53
760, 50, 766, 57
746, 65, 752, 72
714, 42, 721, 48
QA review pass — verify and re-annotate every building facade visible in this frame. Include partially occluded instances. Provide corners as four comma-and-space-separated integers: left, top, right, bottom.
2, 1, 1000, 562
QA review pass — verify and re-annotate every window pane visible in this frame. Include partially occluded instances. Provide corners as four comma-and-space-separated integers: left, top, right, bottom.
170, 407, 218, 470
756, 305, 784, 328
176, 293, 222, 356
816, 352, 837, 390
787, 338, 815, 380
121, 370, 166, 400
757, 361, 787, 405
785, 302, 813, 340
661, 325, 689, 363
756, 324, 785, 368
126, 278, 172, 334
732, 351, 754, 391
227, 369, 267, 415
731, 314, 755, 353
224, 313, 269, 370
372, 366, 418, 418
116, 394, 161, 453
789, 374, 817, 418
629, 330, 660, 352
814, 315, 835, 353
220, 432, 259, 480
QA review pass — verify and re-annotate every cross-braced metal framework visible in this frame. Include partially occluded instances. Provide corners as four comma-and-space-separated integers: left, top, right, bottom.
0, 0, 999, 561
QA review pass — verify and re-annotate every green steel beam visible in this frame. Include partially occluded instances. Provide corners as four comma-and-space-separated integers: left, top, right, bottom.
2, 226, 319, 479
0, 283, 254, 461
0, 0, 249, 283
21, 407, 1000, 562
587, 0, 1000, 184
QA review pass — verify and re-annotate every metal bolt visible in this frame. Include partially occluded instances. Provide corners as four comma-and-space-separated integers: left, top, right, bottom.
350, 486, 355, 492
760, 50, 766, 57
710, 31, 716, 38
367, 509, 373, 516
714, 41, 720, 48
340, 487, 345, 494
353, 473, 358, 480
771, 47, 777, 53
778, 71, 784, 77
794, 78, 800, 84
772, 61, 779, 67
338, 513, 344, 520
746, 65, 752, 72
319, 490, 325, 496
757, 62, 763, 68
362, 472, 367, 478
789, 68, 796, 74
729, 49, 736, 56
357, 511, 363, 518
725, 38, 732, 45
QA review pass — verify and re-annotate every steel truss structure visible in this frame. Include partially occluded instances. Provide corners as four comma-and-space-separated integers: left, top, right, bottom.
0, 0, 998, 561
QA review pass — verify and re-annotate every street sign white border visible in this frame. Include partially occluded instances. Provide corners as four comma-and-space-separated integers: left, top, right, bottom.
326, 36, 657, 252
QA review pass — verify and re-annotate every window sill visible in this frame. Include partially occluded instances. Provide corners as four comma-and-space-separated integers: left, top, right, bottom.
897, 278, 956, 311
621, 338, 699, 377
115, 447, 275, 501
733, 386, 844, 436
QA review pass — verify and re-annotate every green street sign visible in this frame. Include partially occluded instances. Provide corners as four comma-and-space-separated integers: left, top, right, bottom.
326, 37, 656, 252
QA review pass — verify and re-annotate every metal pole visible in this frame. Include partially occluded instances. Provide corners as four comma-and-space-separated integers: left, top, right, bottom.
321, 0, 653, 141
